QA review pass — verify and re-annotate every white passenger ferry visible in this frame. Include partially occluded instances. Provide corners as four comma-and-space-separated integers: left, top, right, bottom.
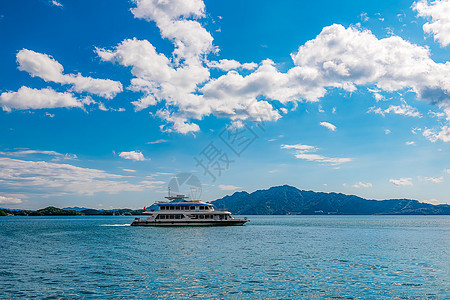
131, 195, 248, 226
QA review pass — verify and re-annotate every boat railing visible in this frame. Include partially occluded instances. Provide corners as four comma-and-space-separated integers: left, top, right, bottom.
213, 208, 229, 212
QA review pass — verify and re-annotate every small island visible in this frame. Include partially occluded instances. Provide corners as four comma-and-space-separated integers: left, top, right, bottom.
0, 206, 144, 216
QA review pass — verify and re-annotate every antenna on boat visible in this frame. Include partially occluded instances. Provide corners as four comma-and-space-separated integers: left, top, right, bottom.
168, 186, 171, 197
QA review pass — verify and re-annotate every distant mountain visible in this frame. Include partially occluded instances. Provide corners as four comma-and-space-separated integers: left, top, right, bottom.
33, 206, 84, 216
213, 185, 450, 215
0, 207, 144, 216
62, 207, 89, 212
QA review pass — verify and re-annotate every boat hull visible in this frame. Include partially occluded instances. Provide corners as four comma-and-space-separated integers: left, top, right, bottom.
131, 219, 248, 226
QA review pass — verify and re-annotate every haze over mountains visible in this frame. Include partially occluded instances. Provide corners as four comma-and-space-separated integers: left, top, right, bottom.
213, 185, 450, 215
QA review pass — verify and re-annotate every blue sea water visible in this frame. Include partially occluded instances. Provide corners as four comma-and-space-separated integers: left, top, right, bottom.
0, 215, 449, 299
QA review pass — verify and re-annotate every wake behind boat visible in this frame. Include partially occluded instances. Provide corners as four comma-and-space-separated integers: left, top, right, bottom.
131, 194, 248, 226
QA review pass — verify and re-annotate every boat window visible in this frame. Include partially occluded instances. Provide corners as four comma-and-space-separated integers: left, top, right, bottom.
160, 206, 165, 210
190, 206, 194, 210
170, 206, 174, 210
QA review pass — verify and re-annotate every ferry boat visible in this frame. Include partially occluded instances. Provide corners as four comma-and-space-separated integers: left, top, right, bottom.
131, 195, 248, 226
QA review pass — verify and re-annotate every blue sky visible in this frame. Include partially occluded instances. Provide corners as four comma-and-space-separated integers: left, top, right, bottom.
1, 0, 450, 209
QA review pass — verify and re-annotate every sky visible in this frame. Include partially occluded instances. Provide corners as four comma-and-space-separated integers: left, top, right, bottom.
1, 0, 450, 209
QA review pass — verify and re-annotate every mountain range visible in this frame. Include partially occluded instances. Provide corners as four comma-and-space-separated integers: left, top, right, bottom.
212, 185, 450, 215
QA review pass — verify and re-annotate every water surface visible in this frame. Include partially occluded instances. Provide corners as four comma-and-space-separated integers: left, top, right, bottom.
1, 215, 449, 299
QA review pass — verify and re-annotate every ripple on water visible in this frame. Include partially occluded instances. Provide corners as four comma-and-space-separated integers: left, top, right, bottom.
0, 215, 449, 299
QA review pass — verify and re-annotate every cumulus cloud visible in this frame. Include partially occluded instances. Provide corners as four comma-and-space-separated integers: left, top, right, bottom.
218, 184, 242, 190
413, 0, 450, 47
119, 151, 146, 161
17, 49, 122, 99
0, 158, 163, 196
352, 182, 373, 188
97, 1, 450, 137
131, 0, 213, 63
320, 121, 337, 131
389, 177, 413, 186
281, 143, 351, 165
119, 151, 145, 161
0, 87, 86, 112
207, 59, 258, 71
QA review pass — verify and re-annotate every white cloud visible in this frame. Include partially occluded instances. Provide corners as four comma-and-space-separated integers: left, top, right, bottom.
281, 143, 351, 165
207, 59, 258, 71
0, 158, 163, 196
122, 169, 137, 173
291, 24, 450, 107
0, 149, 77, 160
17, 49, 122, 99
294, 153, 352, 165
218, 184, 242, 190
98, 3, 450, 137
147, 139, 168, 144
421, 176, 444, 183
368, 88, 385, 101
0, 195, 22, 204
406, 141, 416, 145
413, 0, 450, 47
131, 0, 213, 63
51, 0, 63, 7
360, 12, 369, 22
119, 151, 146, 161
368, 101, 422, 118
281, 144, 316, 151
389, 177, 413, 186
352, 182, 373, 188
0, 87, 85, 112
422, 198, 442, 205
385, 129, 391, 134
320, 121, 337, 131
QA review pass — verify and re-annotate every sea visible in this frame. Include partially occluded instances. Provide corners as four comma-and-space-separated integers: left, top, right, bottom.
0, 215, 449, 299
